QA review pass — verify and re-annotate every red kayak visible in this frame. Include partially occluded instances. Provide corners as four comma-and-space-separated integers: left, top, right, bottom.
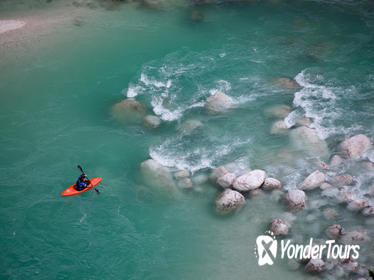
61, 177, 102, 196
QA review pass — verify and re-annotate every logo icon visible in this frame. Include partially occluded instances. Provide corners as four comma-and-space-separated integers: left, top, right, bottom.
255, 232, 277, 266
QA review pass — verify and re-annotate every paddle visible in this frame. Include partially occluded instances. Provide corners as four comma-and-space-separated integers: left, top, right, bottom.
77, 165, 100, 194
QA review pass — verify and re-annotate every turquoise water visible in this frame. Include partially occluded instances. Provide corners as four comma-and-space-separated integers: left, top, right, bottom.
1, 0, 374, 279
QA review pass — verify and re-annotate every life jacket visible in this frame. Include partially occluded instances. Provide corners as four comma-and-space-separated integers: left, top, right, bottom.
76, 176, 88, 188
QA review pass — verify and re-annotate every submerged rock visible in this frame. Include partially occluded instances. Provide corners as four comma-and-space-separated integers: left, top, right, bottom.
232, 169, 266, 191
289, 126, 329, 157
215, 189, 245, 214
262, 178, 282, 191
330, 155, 344, 167
0, 20, 26, 34
285, 189, 306, 211
323, 208, 339, 220
249, 189, 264, 198
305, 259, 325, 273
328, 174, 354, 187
341, 230, 370, 244
301, 170, 325, 190
177, 178, 193, 189
325, 224, 344, 239
270, 120, 288, 135
209, 166, 228, 183
179, 119, 203, 133
269, 219, 289, 236
295, 117, 311, 127
143, 115, 161, 129
362, 206, 374, 216
112, 98, 147, 123
339, 134, 372, 159
140, 159, 176, 193
205, 91, 233, 114
347, 199, 368, 211
274, 77, 301, 89
217, 173, 236, 188
174, 170, 190, 180
265, 105, 292, 119
192, 174, 208, 185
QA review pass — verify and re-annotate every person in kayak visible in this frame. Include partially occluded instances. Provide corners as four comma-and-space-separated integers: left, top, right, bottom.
75, 173, 91, 191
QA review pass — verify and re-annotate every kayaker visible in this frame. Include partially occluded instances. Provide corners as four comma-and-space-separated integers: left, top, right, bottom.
75, 173, 91, 191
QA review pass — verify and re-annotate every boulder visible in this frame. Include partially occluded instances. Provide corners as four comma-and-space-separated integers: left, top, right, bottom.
0, 20, 26, 35
328, 174, 354, 187
289, 126, 329, 157
209, 166, 228, 183
177, 178, 193, 189
295, 117, 311, 127
192, 174, 208, 185
330, 155, 343, 167
274, 77, 301, 89
215, 189, 245, 214
341, 230, 370, 244
323, 208, 339, 220
174, 170, 190, 180
217, 173, 236, 188
112, 98, 147, 123
262, 178, 282, 190
265, 105, 292, 119
232, 169, 266, 191
305, 259, 325, 273
142, 115, 161, 129
205, 91, 233, 114
301, 170, 325, 190
285, 189, 306, 211
270, 120, 288, 135
179, 119, 203, 133
339, 134, 372, 159
140, 159, 176, 192
269, 219, 289, 236
362, 206, 374, 216
325, 224, 343, 239
347, 199, 368, 211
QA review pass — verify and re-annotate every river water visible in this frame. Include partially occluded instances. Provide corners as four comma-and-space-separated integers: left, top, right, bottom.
0, 0, 374, 279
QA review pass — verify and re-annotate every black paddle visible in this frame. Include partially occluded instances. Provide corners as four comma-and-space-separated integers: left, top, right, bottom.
77, 165, 100, 194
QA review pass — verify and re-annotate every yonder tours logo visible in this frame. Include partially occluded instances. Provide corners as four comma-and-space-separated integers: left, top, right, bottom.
255, 231, 360, 266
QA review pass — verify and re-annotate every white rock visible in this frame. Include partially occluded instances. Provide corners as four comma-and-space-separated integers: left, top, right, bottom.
305, 259, 325, 273
174, 170, 190, 180
205, 91, 233, 114
140, 159, 176, 192
274, 77, 301, 89
269, 219, 289, 235
192, 174, 208, 185
347, 199, 368, 211
295, 117, 311, 127
265, 105, 292, 118
328, 174, 354, 187
209, 166, 228, 183
215, 189, 245, 214
323, 208, 339, 220
339, 134, 372, 159
142, 115, 161, 129
112, 98, 147, 123
301, 170, 325, 190
270, 120, 288, 135
177, 178, 193, 189
362, 206, 374, 216
341, 230, 370, 244
330, 155, 343, 167
325, 224, 343, 239
179, 119, 203, 133
320, 182, 333, 190
285, 189, 306, 211
249, 189, 264, 198
232, 169, 266, 191
290, 126, 329, 157
262, 178, 281, 190
0, 20, 26, 34
217, 173, 236, 188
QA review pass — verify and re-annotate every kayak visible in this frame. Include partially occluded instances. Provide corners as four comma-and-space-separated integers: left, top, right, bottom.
61, 177, 102, 196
